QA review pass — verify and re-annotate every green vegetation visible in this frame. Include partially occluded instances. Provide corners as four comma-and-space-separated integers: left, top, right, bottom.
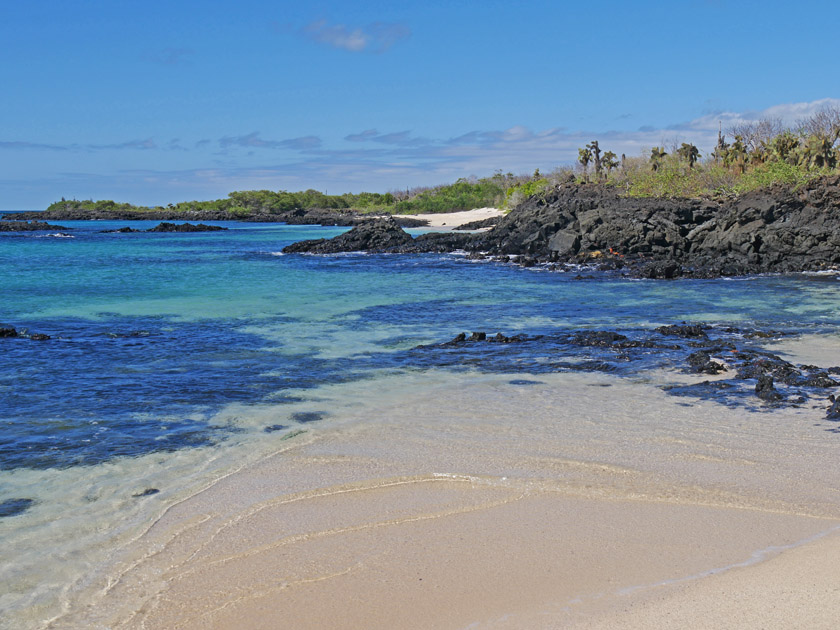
392, 177, 509, 213
47, 176, 515, 217
577, 105, 840, 199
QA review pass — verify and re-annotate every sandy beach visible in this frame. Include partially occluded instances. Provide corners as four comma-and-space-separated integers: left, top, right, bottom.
52, 357, 840, 629
396, 207, 504, 230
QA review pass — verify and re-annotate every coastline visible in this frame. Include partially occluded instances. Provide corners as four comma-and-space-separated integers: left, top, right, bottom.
50, 367, 840, 629
6, 218, 840, 629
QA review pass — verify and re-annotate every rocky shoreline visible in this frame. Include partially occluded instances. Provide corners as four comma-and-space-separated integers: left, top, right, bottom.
283, 176, 840, 279
2, 207, 428, 228
7, 177, 840, 278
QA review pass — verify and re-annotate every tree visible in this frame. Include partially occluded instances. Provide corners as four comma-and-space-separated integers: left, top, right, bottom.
770, 131, 800, 163
724, 135, 748, 174
728, 118, 783, 154
578, 147, 592, 181
587, 140, 602, 180
799, 134, 838, 169
797, 105, 840, 142
649, 147, 667, 171
602, 151, 620, 176
676, 143, 700, 169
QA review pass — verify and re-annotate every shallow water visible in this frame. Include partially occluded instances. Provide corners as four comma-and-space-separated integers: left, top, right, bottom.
2, 220, 840, 628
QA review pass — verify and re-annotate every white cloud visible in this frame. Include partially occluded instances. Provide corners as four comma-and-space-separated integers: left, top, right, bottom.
301, 20, 411, 53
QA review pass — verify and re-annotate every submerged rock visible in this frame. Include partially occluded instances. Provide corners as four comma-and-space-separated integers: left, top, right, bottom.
0, 498, 34, 518
290, 411, 326, 423
132, 488, 160, 497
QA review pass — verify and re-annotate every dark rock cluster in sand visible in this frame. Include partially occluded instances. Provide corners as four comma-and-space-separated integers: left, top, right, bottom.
410, 324, 840, 423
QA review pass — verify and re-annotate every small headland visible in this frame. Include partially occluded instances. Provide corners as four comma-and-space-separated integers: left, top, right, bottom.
283, 176, 840, 278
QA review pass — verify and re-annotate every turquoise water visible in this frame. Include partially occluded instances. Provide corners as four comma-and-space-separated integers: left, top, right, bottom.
2, 219, 840, 627
3, 221, 840, 470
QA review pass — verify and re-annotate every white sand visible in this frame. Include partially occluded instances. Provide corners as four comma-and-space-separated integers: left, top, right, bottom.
50, 371, 840, 629
395, 207, 504, 230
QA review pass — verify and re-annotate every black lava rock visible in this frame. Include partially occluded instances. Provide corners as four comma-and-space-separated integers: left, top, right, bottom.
755, 374, 783, 401
282, 218, 413, 254
147, 222, 228, 232
132, 488, 160, 497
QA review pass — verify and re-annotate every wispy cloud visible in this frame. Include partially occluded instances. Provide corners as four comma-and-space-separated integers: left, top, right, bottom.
0, 140, 69, 151
146, 47, 194, 66
301, 20, 411, 53
1, 138, 159, 151
88, 138, 158, 150
344, 129, 429, 146
218, 132, 322, 151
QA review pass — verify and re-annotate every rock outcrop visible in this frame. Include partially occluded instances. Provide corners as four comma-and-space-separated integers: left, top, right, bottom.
284, 176, 840, 278
146, 222, 228, 232
471, 176, 840, 277
282, 218, 414, 253
0, 220, 70, 231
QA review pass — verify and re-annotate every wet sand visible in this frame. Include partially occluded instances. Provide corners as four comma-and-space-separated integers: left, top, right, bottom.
52, 370, 840, 629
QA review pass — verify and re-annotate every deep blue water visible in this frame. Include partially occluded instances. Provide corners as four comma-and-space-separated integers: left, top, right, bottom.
3, 219, 840, 470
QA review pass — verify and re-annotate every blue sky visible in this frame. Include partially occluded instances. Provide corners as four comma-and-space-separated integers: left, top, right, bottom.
2, 0, 839, 209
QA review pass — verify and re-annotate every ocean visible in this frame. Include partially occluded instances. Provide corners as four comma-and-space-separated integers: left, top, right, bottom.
2, 219, 840, 628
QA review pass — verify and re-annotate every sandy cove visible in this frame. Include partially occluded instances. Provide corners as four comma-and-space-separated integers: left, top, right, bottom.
50, 342, 840, 630
395, 207, 504, 230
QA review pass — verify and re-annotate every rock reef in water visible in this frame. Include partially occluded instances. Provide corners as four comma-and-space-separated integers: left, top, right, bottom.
101, 222, 228, 233
5, 207, 428, 228
283, 176, 840, 278
146, 222, 227, 232
0, 220, 70, 231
